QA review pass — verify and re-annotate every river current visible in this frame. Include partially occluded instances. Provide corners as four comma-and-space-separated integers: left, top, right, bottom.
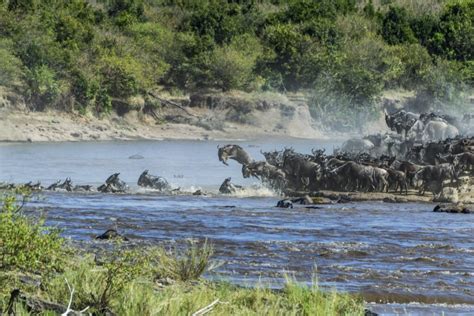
1, 139, 473, 315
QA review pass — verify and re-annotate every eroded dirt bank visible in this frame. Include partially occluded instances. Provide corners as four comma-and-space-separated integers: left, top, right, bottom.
0, 91, 333, 142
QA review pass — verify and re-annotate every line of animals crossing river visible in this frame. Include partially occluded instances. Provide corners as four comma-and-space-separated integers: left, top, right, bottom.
1, 110, 473, 215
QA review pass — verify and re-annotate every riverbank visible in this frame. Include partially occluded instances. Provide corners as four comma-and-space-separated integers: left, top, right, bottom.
0, 90, 344, 142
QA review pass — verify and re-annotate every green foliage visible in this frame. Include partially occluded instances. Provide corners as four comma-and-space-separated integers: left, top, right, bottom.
276, 0, 356, 23
150, 240, 214, 281
381, 6, 417, 45
25, 65, 62, 110
0, 191, 66, 274
0, 0, 470, 118
432, 1, 474, 61
100, 55, 147, 99
109, 0, 145, 28
0, 40, 24, 87
210, 34, 263, 91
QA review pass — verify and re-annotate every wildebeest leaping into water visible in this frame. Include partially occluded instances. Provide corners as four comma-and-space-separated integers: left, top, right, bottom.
217, 144, 253, 166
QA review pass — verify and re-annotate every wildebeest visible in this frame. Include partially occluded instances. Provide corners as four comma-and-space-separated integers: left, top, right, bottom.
282, 152, 321, 190
23, 181, 43, 191
330, 162, 376, 192
385, 168, 408, 195
422, 121, 459, 143
137, 170, 171, 191
242, 161, 286, 189
218, 144, 253, 166
453, 152, 474, 172
73, 184, 94, 192
414, 163, 457, 195
98, 173, 128, 193
219, 177, 243, 194
276, 199, 293, 208
391, 160, 423, 186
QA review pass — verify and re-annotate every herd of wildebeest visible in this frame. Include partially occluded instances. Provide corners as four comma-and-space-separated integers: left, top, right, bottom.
217, 110, 473, 198
1, 109, 473, 204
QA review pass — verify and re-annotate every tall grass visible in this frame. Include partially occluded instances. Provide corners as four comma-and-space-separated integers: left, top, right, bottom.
150, 240, 215, 281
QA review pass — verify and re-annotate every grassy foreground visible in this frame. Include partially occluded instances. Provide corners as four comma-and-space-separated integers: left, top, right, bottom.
0, 189, 365, 315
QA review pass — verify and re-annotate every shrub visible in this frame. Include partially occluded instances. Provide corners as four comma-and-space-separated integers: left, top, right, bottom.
25, 65, 62, 110
210, 34, 262, 91
431, 1, 474, 61
150, 240, 214, 282
0, 40, 24, 87
100, 55, 147, 99
381, 6, 417, 45
0, 190, 66, 274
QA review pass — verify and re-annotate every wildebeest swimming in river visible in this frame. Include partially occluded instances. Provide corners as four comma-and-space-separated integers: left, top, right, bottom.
217, 144, 253, 166
219, 177, 243, 194
137, 170, 171, 191
98, 173, 128, 193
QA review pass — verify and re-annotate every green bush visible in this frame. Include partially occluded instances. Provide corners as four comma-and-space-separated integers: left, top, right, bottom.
381, 6, 417, 45
0, 40, 24, 87
431, 1, 473, 61
0, 190, 66, 274
25, 65, 62, 110
210, 34, 262, 91
100, 55, 147, 99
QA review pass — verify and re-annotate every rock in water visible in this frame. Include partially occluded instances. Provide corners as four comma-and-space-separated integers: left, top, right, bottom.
129, 154, 144, 159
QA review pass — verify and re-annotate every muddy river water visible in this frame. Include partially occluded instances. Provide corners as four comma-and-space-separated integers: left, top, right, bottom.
1, 139, 473, 315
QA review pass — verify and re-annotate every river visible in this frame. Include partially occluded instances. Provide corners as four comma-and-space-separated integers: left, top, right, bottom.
1, 139, 473, 315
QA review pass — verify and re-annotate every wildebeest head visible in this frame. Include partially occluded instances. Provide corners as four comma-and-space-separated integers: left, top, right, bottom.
217, 145, 229, 165
242, 165, 251, 178
106, 173, 120, 185
138, 170, 150, 186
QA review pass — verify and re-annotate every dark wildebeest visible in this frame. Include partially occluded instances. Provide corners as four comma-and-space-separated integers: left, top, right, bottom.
98, 173, 128, 193
23, 181, 43, 191
46, 180, 61, 191
391, 160, 423, 187
73, 185, 94, 192
261, 149, 283, 167
276, 199, 293, 208
218, 144, 253, 166
414, 163, 457, 195
330, 162, 376, 192
453, 152, 474, 172
242, 161, 286, 189
137, 170, 171, 191
282, 154, 321, 190
385, 168, 408, 195
219, 177, 243, 194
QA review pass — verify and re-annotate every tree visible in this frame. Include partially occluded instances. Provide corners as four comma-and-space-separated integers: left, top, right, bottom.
381, 6, 416, 45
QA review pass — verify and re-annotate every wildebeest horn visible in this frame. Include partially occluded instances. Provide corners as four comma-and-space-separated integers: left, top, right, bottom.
217, 144, 221, 149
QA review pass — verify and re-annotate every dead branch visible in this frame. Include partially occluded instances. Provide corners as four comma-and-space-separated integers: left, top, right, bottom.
192, 299, 220, 316
147, 91, 197, 118
61, 278, 90, 316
